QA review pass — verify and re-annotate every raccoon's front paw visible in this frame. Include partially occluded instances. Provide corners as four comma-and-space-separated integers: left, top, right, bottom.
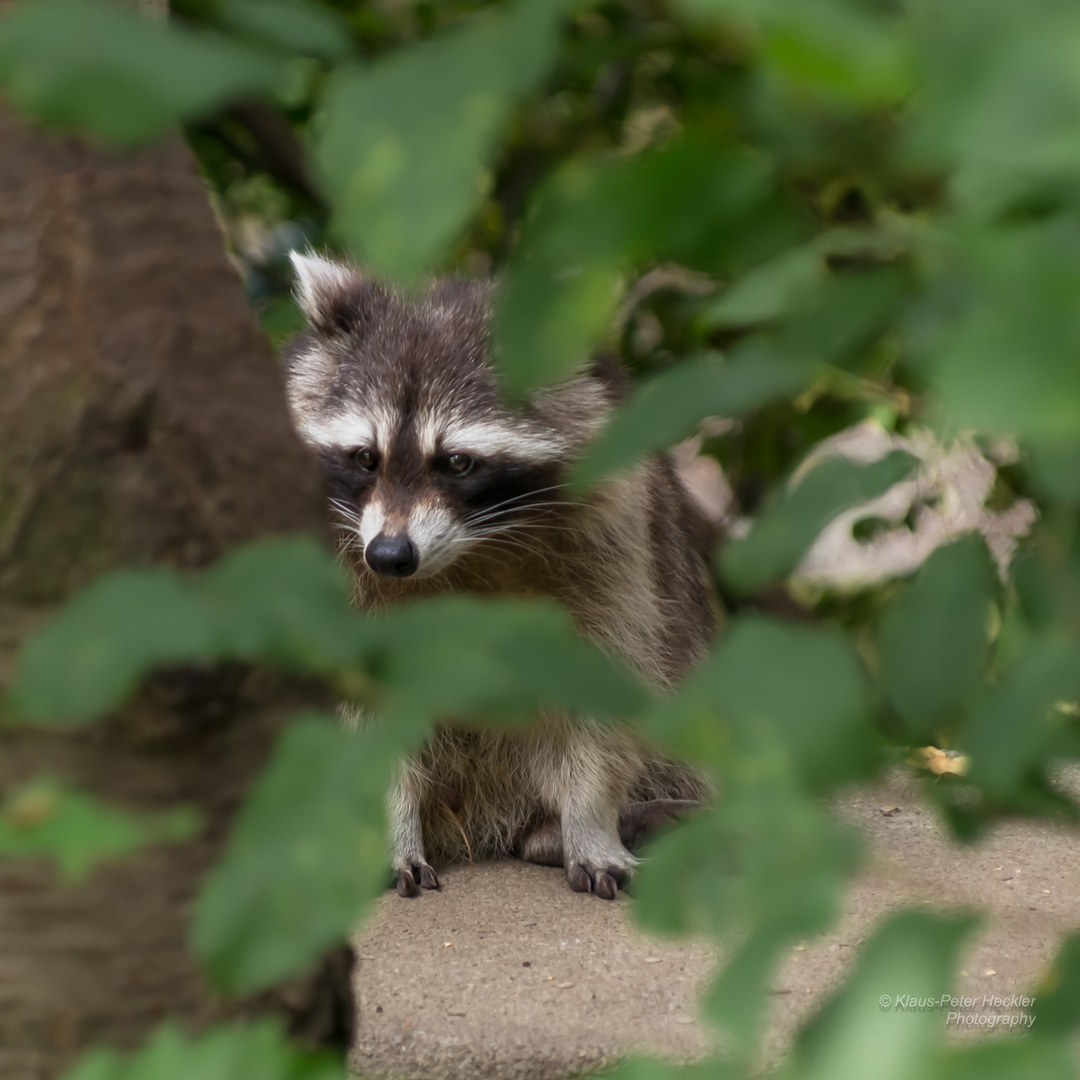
564, 830, 638, 900
566, 860, 632, 901
393, 861, 439, 897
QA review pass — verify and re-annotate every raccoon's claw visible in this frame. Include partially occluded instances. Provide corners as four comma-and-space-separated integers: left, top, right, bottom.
394, 863, 439, 897
594, 870, 620, 901
566, 862, 630, 900
395, 869, 418, 897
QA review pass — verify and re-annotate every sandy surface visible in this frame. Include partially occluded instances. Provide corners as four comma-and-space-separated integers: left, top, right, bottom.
351, 769, 1080, 1078
350, 860, 714, 1079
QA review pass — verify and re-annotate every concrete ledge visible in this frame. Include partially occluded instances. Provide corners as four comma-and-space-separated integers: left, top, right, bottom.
351, 861, 714, 1080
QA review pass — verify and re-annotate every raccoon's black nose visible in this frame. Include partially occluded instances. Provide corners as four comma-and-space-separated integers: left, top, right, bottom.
365, 533, 419, 577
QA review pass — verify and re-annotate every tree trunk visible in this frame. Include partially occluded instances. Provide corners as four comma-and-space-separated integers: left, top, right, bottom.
0, 104, 348, 1078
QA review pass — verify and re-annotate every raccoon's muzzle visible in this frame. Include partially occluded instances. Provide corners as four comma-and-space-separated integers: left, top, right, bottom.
365, 533, 419, 577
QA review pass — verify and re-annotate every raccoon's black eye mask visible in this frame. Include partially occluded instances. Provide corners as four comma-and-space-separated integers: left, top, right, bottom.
447, 457, 563, 518
346, 449, 479, 478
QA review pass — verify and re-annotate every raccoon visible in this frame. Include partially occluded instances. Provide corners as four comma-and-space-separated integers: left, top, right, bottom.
283, 252, 718, 900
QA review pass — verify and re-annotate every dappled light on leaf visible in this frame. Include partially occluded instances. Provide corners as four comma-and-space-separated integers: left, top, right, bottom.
913, 747, 970, 778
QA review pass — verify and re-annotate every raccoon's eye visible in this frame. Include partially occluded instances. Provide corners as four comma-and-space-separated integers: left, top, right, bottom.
444, 453, 475, 477
354, 448, 378, 472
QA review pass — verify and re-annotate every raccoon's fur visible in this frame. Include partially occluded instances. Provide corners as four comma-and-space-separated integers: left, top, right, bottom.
283, 253, 718, 899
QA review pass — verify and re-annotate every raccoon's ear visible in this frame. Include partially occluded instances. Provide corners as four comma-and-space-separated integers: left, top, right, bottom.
527, 352, 628, 450
289, 251, 381, 337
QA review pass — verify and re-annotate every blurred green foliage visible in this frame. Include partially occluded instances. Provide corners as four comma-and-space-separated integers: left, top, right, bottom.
1, 0, 1080, 1076
62, 1022, 345, 1080
0, 780, 197, 882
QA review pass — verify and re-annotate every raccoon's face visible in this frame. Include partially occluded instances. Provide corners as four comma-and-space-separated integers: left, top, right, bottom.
283, 254, 617, 580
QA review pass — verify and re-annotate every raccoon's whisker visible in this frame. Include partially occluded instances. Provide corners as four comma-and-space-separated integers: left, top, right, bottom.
460, 484, 583, 526
473, 482, 576, 509
329, 499, 364, 529
333, 521, 363, 541
460, 517, 556, 543
471, 519, 583, 538
463, 501, 581, 529
475, 527, 562, 555
450, 530, 543, 553
331, 519, 363, 542
447, 529, 551, 561
472, 536, 551, 562
467, 497, 584, 521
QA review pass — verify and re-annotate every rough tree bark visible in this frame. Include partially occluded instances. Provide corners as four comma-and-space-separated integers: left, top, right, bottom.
0, 104, 351, 1077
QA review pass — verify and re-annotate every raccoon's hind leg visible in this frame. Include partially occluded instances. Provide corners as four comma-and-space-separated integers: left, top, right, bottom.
519, 799, 700, 869
518, 816, 563, 867
388, 761, 439, 897
618, 800, 699, 849
619, 754, 712, 848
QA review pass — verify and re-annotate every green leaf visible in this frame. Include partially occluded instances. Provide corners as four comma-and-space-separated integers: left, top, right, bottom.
681, 0, 911, 106
778, 910, 976, 1080
633, 626, 869, 1026
1027, 440, 1080, 503
963, 634, 1080, 804
761, 0, 911, 107
0, 0, 281, 143
8, 569, 218, 725
202, 537, 360, 671
635, 785, 860, 1042
878, 537, 994, 743
931, 1040, 1073, 1080
705, 923, 804, 1056
61, 1021, 345, 1080
632, 811, 738, 938
906, 0, 1080, 217
0, 780, 197, 882
772, 267, 910, 370
497, 139, 795, 394
572, 351, 810, 486
6, 543, 644, 730
929, 224, 1080, 440
704, 246, 823, 328
315, 0, 568, 279
721, 451, 916, 593
218, 0, 353, 60
370, 596, 650, 722
192, 714, 405, 994
1027, 932, 1080, 1035
654, 615, 876, 792
603, 1060, 738, 1080
637, 617, 872, 1007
